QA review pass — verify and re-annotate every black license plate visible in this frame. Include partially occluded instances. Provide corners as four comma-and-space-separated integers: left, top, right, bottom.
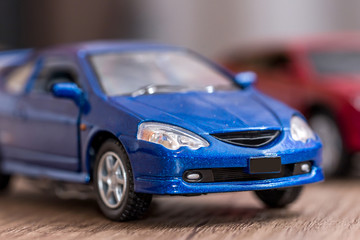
249, 157, 281, 174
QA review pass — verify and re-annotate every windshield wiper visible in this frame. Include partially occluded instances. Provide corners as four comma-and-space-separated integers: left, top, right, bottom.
130, 84, 189, 97
130, 84, 238, 97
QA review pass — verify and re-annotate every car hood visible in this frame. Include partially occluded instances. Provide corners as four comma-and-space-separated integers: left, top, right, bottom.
109, 90, 287, 134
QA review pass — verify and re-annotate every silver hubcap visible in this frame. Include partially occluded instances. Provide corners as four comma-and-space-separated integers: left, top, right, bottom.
309, 115, 342, 175
97, 151, 127, 208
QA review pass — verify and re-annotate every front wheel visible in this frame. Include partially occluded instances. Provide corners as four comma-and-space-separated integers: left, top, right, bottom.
94, 139, 152, 221
254, 186, 303, 208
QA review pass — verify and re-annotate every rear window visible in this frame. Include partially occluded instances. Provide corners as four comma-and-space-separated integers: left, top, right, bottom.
4, 62, 34, 94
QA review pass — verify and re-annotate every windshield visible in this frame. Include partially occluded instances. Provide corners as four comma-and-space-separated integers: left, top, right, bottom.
89, 50, 235, 96
309, 50, 360, 75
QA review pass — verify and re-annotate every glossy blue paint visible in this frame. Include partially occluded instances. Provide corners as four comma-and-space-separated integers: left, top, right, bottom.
52, 82, 83, 105
109, 90, 283, 134
135, 167, 323, 194
0, 41, 324, 196
52, 82, 90, 114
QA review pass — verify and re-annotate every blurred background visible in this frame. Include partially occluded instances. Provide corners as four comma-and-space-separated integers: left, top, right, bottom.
2, 1, 360, 237
1, 0, 360, 58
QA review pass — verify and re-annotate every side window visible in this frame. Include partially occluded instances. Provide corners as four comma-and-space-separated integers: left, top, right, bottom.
4, 62, 34, 94
32, 57, 80, 94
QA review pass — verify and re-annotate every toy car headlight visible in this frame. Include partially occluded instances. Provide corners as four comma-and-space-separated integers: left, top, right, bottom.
290, 115, 315, 143
137, 122, 209, 150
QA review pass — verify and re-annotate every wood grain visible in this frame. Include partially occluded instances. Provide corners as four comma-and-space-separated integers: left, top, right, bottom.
0, 177, 359, 240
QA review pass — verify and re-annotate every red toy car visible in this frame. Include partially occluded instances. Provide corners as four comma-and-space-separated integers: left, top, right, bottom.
221, 34, 360, 176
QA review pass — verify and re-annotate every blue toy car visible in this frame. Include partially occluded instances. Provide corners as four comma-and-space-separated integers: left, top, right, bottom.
0, 41, 324, 221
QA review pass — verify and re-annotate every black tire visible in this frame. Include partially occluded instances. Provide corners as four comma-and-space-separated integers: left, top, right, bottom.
0, 147, 11, 193
0, 174, 11, 193
254, 186, 303, 208
93, 139, 152, 221
309, 112, 348, 176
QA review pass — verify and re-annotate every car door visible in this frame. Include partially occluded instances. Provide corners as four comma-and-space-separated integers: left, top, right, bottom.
0, 61, 36, 165
15, 55, 83, 171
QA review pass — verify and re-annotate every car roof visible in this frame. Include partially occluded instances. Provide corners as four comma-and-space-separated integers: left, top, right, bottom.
289, 32, 360, 50
38, 40, 184, 56
227, 32, 360, 56
220, 32, 360, 63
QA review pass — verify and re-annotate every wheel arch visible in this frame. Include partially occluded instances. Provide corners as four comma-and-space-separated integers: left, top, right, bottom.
305, 102, 351, 176
85, 130, 124, 182
305, 103, 335, 119
305, 102, 343, 137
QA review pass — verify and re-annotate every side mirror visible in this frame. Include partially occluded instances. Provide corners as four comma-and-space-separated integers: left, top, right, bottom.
234, 71, 257, 88
51, 83, 90, 113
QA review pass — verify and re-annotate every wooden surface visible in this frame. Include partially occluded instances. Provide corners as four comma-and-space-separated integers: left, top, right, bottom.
0, 177, 360, 240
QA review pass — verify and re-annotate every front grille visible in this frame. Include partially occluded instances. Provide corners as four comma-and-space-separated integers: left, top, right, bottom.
183, 161, 312, 183
211, 130, 280, 147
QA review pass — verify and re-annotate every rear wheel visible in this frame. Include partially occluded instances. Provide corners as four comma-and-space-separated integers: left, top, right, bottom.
254, 186, 303, 208
93, 139, 152, 221
0, 174, 11, 193
0, 149, 11, 193
309, 112, 347, 176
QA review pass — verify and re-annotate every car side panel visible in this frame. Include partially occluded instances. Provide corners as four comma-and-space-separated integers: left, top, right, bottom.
0, 93, 23, 162
13, 93, 79, 170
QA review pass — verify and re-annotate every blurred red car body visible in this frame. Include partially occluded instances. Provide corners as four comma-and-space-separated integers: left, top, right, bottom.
221, 34, 360, 176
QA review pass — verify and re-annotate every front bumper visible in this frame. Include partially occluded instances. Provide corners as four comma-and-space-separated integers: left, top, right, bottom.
120, 130, 324, 195
135, 166, 323, 194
